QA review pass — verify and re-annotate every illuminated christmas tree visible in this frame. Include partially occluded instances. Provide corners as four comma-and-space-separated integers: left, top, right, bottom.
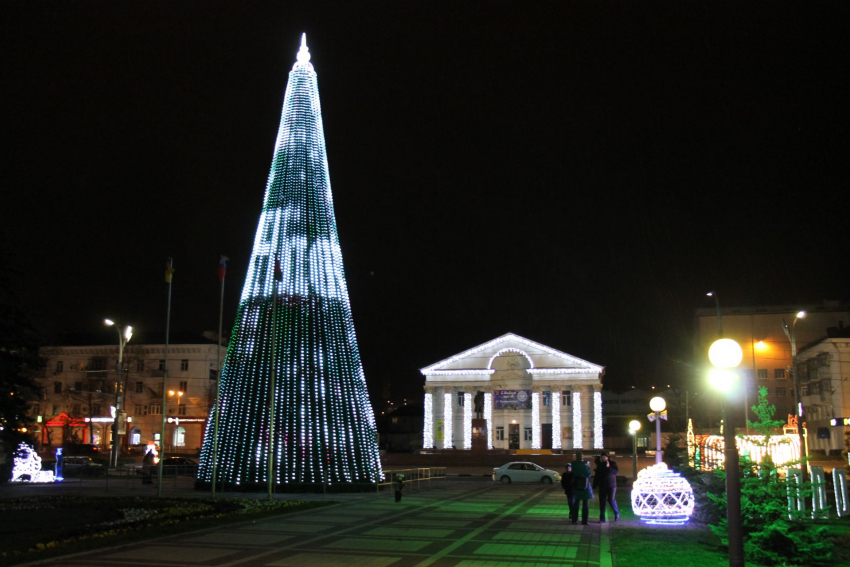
198, 35, 381, 485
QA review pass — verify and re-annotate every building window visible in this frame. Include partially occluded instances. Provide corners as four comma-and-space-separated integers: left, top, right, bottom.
775, 387, 787, 397
775, 369, 786, 379
56, 361, 64, 373
135, 382, 143, 394
495, 427, 505, 441
52, 404, 59, 415
74, 381, 83, 391
179, 380, 188, 392
92, 404, 101, 415
72, 404, 81, 415
30, 403, 40, 415
150, 404, 162, 415
158, 360, 166, 371
542, 391, 551, 407
757, 369, 768, 380
134, 405, 143, 415
54, 382, 62, 394
524, 428, 533, 441
457, 392, 464, 407
137, 360, 145, 372
180, 359, 189, 371
562, 392, 571, 406
209, 369, 218, 380
178, 405, 186, 416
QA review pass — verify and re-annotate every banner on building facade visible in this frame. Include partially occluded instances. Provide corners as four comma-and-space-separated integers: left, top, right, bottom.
493, 390, 532, 410
436, 420, 444, 441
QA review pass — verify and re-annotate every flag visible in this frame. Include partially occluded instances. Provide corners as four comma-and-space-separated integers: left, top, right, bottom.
218, 256, 229, 281
273, 256, 283, 281
165, 258, 175, 283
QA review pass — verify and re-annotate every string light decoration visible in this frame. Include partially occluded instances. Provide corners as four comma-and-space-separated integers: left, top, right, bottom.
443, 392, 453, 448
531, 392, 541, 449
631, 462, 695, 525
593, 391, 603, 449
197, 34, 381, 486
463, 393, 472, 449
423, 392, 434, 449
687, 418, 695, 468
700, 434, 800, 472
12, 443, 55, 483
572, 391, 582, 449
483, 392, 493, 450
552, 391, 561, 450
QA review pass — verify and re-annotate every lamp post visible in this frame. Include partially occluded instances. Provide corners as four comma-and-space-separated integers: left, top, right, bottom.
649, 397, 666, 464
708, 337, 744, 567
782, 311, 807, 483
105, 319, 132, 468
629, 420, 641, 481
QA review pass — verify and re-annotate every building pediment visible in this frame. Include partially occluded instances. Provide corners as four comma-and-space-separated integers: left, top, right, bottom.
420, 333, 603, 378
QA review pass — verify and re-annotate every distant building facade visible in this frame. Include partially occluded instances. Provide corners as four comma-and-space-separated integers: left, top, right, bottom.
694, 301, 850, 423
421, 333, 604, 451
796, 326, 850, 456
32, 334, 224, 455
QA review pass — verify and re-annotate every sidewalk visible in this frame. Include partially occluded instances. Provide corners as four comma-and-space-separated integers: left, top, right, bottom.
22, 481, 612, 567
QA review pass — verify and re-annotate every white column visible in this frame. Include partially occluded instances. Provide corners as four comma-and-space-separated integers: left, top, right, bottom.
483, 391, 493, 450
582, 385, 593, 449
463, 392, 472, 449
552, 391, 561, 450
531, 392, 541, 450
572, 390, 582, 449
423, 391, 434, 449
593, 389, 604, 449
443, 391, 453, 449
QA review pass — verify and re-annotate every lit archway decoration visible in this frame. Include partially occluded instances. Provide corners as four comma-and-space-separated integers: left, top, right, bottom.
631, 462, 694, 525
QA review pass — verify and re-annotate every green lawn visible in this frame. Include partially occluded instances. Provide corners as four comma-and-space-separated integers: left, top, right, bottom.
0, 495, 331, 566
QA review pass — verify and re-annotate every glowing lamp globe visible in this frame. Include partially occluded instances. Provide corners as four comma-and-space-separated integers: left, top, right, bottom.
631, 462, 695, 525
709, 368, 737, 393
649, 397, 666, 413
629, 420, 641, 433
708, 338, 743, 369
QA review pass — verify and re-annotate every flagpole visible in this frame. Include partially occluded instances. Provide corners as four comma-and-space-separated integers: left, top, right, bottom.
211, 256, 228, 499
268, 257, 280, 499
157, 257, 174, 497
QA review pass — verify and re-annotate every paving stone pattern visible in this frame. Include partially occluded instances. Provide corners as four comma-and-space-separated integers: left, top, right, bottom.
36, 481, 612, 567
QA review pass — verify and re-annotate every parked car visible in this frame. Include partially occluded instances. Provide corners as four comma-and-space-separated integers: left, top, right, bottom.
158, 456, 198, 476
62, 456, 106, 477
492, 462, 561, 484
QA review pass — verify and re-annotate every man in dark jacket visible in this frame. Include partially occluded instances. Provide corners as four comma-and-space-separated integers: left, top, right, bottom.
592, 451, 620, 522
570, 452, 593, 525
560, 463, 575, 521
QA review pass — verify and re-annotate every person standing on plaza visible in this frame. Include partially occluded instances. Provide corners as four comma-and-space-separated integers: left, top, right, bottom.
593, 451, 620, 522
394, 474, 405, 503
560, 463, 576, 521
142, 449, 154, 485
570, 452, 593, 525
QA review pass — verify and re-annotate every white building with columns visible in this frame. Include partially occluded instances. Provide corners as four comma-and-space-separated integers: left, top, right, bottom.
421, 333, 604, 452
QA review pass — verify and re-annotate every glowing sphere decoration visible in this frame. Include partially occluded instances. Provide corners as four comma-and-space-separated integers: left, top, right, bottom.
649, 397, 666, 412
708, 338, 743, 369
631, 462, 694, 525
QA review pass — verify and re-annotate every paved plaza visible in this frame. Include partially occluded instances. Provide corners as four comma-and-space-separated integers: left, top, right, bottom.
25, 481, 612, 567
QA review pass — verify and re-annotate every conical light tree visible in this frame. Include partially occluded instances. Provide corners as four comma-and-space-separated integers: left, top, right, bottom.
199, 35, 382, 485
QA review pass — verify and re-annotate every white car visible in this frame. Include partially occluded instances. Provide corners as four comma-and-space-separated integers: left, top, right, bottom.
492, 462, 561, 484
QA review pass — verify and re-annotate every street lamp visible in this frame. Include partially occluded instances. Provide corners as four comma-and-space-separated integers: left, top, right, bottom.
708, 337, 744, 567
105, 318, 133, 468
782, 310, 807, 482
168, 390, 184, 449
649, 397, 666, 464
629, 420, 641, 481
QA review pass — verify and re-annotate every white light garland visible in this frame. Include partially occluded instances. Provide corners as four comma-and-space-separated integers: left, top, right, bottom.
552, 391, 561, 450
593, 391, 603, 449
487, 348, 534, 370
426, 369, 495, 376
631, 462, 694, 525
701, 434, 800, 471
423, 392, 433, 449
443, 392, 453, 449
531, 368, 600, 375
572, 391, 582, 449
420, 333, 603, 375
531, 392, 541, 450
463, 393, 472, 449
483, 392, 493, 450
12, 443, 55, 483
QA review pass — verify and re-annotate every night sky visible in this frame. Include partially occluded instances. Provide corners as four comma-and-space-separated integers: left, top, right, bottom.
3, 2, 848, 405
